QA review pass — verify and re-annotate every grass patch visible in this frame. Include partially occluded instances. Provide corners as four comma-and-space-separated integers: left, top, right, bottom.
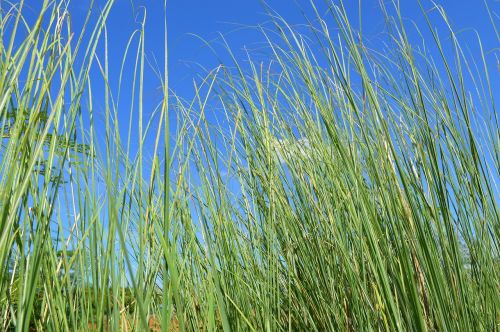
0, 0, 498, 330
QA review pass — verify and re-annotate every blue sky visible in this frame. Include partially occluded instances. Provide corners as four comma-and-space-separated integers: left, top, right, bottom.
11, 0, 499, 132
60, 0, 497, 104
12, 0, 498, 194
62, 0, 500, 161
89, 0, 498, 99
63, 0, 500, 196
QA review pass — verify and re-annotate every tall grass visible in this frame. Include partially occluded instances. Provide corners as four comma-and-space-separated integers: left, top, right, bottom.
0, 0, 498, 330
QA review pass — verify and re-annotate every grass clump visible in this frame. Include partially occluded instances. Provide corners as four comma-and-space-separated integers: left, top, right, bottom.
0, 0, 498, 331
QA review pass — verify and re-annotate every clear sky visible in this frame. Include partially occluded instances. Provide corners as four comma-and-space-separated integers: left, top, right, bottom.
50, 0, 499, 204
64, 0, 498, 113
14, 0, 498, 177
91, 0, 498, 98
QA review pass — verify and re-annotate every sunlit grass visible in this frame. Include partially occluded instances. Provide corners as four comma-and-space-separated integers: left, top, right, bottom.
0, 0, 498, 331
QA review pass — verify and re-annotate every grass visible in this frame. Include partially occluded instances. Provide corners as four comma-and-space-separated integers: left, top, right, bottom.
0, 0, 498, 330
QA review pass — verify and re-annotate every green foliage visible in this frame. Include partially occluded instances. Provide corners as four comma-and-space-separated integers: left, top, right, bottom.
0, 0, 498, 331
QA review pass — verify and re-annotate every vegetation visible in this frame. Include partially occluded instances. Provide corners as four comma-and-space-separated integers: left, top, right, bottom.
0, 0, 498, 330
